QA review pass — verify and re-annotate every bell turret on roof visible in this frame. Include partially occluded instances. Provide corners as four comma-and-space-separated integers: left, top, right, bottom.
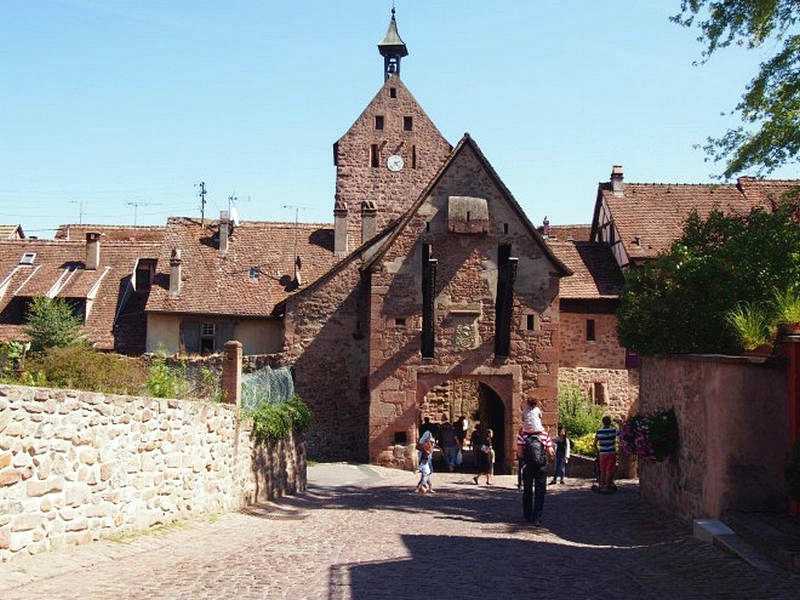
378, 8, 408, 81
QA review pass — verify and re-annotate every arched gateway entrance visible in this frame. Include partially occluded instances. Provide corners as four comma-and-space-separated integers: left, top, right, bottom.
416, 368, 520, 474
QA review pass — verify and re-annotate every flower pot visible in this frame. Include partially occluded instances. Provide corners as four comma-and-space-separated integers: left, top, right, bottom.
744, 344, 773, 361
780, 322, 800, 338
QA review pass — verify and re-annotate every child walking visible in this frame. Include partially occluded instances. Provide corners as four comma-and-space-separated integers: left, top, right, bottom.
550, 425, 571, 484
416, 430, 436, 495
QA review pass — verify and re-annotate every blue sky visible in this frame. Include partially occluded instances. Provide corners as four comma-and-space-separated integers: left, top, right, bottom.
1, 0, 792, 236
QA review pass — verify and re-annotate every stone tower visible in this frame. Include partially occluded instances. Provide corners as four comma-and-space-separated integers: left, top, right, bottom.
332, 9, 452, 255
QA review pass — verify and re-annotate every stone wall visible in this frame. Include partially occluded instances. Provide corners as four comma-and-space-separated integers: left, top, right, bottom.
419, 378, 479, 423
638, 355, 788, 520
559, 311, 626, 370
558, 366, 639, 420
0, 384, 305, 563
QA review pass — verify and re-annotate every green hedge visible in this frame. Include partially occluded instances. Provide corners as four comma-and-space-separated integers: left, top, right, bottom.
246, 395, 312, 443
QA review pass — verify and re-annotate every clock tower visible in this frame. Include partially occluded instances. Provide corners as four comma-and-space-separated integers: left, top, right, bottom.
331, 9, 452, 255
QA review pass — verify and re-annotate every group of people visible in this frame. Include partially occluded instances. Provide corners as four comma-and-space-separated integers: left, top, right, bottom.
415, 402, 620, 526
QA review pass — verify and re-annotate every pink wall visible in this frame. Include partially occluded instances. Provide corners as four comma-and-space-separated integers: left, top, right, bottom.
639, 355, 788, 520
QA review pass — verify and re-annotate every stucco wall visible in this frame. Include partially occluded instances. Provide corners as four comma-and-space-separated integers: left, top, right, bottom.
145, 314, 283, 356
0, 384, 305, 563
638, 355, 788, 520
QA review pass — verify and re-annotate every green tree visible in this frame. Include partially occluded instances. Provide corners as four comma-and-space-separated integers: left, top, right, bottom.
557, 385, 604, 438
618, 203, 800, 354
24, 296, 83, 352
674, 1, 800, 177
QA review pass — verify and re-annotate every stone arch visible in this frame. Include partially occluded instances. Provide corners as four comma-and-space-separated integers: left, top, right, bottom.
414, 365, 521, 473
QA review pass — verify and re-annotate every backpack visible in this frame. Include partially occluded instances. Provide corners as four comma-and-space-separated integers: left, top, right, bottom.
522, 434, 547, 468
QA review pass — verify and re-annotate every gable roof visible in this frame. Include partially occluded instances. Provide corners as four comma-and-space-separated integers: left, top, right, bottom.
363, 133, 572, 275
548, 241, 624, 299
0, 238, 161, 352
145, 218, 339, 318
0, 225, 24, 240
55, 224, 167, 242
591, 174, 800, 263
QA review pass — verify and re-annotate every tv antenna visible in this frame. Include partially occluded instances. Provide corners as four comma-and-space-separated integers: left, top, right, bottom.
282, 204, 311, 281
126, 200, 157, 226
196, 181, 207, 222
69, 199, 85, 224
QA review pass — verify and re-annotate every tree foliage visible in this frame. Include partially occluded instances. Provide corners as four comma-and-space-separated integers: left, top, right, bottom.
618, 203, 800, 354
674, 1, 800, 176
557, 385, 604, 438
24, 296, 83, 352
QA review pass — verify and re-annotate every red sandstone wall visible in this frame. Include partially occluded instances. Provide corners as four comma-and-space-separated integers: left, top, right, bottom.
639, 355, 788, 520
559, 312, 625, 369
334, 77, 451, 248
367, 143, 561, 467
281, 259, 371, 462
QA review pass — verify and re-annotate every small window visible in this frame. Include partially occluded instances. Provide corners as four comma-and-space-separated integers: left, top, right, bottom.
389, 87, 397, 98
403, 116, 413, 131
425, 221, 430, 233
586, 319, 596, 341
412, 145, 417, 169
393, 431, 407, 444
395, 317, 407, 327
249, 266, 260, 280
19, 252, 36, 265
503, 223, 509, 234
526, 314, 536, 331
201, 323, 216, 337
375, 115, 384, 130
370, 144, 379, 168
593, 382, 607, 405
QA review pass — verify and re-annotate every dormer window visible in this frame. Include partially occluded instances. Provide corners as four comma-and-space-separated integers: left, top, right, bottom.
19, 252, 36, 265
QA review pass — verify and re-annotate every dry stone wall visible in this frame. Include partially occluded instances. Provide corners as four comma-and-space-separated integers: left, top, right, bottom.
558, 366, 639, 420
0, 384, 305, 563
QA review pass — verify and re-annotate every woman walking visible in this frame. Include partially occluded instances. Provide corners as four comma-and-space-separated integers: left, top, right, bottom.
416, 430, 436, 494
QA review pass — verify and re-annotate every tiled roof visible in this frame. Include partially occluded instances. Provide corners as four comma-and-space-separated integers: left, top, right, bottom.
0, 239, 161, 352
737, 177, 800, 210
145, 218, 338, 317
0, 225, 23, 240
54, 224, 166, 242
542, 224, 591, 242
548, 241, 624, 299
600, 182, 755, 260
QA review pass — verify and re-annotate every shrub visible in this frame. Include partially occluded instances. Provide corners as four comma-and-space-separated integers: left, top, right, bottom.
22, 346, 148, 395
557, 385, 603, 438
774, 287, 800, 325
247, 395, 312, 443
619, 409, 679, 462
572, 433, 597, 457
24, 296, 83, 351
145, 358, 190, 399
786, 440, 800, 502
0, 341, 26, 379
618, 204, 800, 354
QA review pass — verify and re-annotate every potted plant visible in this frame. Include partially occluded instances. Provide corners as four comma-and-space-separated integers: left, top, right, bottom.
774, 287, 800, 336
726, 304, 774, 358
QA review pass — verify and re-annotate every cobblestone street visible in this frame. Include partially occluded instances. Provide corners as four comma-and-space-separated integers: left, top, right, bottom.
1, 464, 798, 599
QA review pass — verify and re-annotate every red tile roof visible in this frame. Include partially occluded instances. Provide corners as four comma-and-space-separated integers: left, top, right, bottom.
599, 182, 756, 260
737, 177, 800, 210
0, 239, 161, 352
543, 224, 591, 242
548, 241, 624, 299
54, 224, 167, 242
0, 225, 24, 240
145, 218, 338, 317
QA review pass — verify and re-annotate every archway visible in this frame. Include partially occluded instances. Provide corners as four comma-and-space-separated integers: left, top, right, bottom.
416, 373, 514, 475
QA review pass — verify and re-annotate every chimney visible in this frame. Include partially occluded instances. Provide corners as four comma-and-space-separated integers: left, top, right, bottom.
218, 210, 230, 255
334, 199, 348, 256
169, 248, 182, 297
361, 199, 377, 244
611, 165, 624, 196
541, 216, 551, 239
85, 232, 102, 270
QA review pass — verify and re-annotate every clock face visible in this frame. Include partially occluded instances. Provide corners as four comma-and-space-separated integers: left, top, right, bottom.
387, 154, 404, 172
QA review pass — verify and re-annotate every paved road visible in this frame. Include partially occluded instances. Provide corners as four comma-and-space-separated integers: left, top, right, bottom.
1, 465, 798, 599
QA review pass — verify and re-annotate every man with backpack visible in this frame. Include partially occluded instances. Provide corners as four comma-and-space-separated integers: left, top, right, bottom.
517, 426, 555, 525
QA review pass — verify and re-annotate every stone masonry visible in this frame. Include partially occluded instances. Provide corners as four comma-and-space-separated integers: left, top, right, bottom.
0, 384, 305, 563
333, 77, 451, 251
558, 311, 639, 419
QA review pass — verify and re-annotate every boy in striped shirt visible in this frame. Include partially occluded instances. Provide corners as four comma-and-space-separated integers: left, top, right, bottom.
594, 416, 618, 492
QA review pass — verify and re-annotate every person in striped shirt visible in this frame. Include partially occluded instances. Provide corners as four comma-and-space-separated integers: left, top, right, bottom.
594, 416, 618, 492
516, 428, 555, 525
